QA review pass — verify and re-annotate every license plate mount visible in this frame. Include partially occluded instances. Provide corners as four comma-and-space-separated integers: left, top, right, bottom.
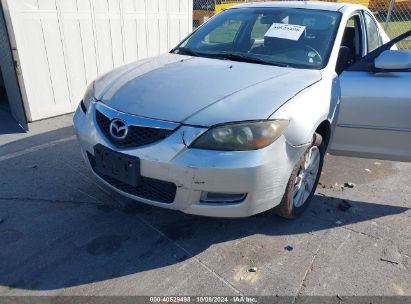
94, 145, 140, 187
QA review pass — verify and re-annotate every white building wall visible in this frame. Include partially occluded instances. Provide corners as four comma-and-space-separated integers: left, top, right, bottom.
2, 0, 193, 121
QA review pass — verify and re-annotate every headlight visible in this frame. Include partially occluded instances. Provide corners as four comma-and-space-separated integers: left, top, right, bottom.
81, 81, 96, 112
191, 120, 289, 151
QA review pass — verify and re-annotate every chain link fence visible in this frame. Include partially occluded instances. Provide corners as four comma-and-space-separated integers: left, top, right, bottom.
370, 0, 411, 48
193, 0, 411, 49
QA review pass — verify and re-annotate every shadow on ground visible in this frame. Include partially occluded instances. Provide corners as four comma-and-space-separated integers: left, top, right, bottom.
0, 108, 25, 136
0, 88, 25, 135
0, 125, 408, 291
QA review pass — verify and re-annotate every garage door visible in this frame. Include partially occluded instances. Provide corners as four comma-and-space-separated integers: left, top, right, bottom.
3, 0, 193, 121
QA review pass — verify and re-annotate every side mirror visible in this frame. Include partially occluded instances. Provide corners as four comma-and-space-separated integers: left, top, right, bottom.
374, 50, 411, 71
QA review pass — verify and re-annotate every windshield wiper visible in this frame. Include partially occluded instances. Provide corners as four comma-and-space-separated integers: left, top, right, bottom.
171, 47, 201, 57
172, 49, 290, 67
209, 52, 290, 67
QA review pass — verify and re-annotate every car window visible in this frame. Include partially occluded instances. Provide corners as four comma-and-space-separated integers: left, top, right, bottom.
202, 19, 243, 45
341, 14, 363, 61
176, 8, 342, 69
250, 15, 271, 41
364, 12, 382, 53
345, 29, 411, 72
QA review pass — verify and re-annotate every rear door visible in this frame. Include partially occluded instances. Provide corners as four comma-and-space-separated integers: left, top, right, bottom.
330, 29, 411, 162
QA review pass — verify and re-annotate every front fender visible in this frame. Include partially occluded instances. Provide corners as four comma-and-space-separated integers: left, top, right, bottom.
270, 76, 340, 146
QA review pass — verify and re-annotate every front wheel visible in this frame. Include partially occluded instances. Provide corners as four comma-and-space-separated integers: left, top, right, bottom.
274, 133, 325, 219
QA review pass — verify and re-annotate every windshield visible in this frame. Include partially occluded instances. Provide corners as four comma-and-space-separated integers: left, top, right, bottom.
173, 7, 342, 69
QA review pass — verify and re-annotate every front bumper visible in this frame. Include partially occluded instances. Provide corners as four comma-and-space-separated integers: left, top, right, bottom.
73, 103, 308, 217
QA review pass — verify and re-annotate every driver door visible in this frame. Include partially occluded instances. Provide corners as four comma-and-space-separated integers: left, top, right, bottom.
330, 30, 411, 162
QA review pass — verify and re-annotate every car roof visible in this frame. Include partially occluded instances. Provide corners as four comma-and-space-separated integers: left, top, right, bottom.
231, 1, 359, 12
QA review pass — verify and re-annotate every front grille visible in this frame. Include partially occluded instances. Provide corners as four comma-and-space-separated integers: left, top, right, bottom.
95, 110, 174, 148
87, 152, 177, 204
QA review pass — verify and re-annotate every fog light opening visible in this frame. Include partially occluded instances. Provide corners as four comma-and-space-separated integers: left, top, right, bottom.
200, 192, 247, 204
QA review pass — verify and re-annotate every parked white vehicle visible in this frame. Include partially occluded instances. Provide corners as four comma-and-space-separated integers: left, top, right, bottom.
74, 1, 411, 218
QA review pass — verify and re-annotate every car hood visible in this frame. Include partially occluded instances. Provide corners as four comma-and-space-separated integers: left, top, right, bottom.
95, 53, 321, 126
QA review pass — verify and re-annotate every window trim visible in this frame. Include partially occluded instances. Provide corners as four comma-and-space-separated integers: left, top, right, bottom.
362, 10, 382, 54
344, 11, 367, 58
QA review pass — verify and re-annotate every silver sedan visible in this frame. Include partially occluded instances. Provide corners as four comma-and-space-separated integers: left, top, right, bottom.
74, 1, 411, 218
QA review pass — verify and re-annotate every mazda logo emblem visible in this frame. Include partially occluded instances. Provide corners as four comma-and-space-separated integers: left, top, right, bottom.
109, 119, 128, 140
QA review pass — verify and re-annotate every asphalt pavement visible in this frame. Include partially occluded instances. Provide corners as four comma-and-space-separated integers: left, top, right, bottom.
0, 113, 410, 298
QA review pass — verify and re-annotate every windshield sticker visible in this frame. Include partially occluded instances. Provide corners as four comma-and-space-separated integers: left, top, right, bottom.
264, 23, 306, 41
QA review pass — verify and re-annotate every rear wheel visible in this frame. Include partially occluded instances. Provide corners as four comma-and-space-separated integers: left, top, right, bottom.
274, 133, 325, 219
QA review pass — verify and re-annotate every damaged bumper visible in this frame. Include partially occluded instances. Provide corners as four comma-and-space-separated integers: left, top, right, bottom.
73, 103, 308, 217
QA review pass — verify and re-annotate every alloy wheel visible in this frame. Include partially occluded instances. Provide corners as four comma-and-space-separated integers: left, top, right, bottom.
293, 146, 321, 208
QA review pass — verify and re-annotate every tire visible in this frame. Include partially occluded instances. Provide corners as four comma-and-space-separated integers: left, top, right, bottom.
274, 133, 325, 219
